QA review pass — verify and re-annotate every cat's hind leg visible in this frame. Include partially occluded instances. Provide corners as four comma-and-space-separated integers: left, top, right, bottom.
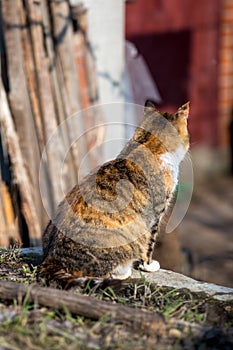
139, 260, 160, 272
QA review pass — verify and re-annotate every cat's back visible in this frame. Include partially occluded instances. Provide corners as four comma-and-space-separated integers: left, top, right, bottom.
42, 154, 162, 253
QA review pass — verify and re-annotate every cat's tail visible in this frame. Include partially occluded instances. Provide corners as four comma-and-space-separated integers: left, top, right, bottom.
37, 256, 111, 290
37, 256, 131, 291
37, 256, 87, 289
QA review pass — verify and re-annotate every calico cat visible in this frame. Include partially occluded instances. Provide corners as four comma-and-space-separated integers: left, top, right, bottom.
38, 100, 190, 288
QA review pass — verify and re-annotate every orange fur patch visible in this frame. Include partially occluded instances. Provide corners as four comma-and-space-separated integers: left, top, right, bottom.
163, 167, 175, 192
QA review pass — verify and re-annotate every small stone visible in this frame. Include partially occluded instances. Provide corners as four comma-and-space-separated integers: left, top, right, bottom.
168, 328, 182, 339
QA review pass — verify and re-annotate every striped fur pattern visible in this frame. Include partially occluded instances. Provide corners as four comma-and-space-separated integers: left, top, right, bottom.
38, 101, 190, 288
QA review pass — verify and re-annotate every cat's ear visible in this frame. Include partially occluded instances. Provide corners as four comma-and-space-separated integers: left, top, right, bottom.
144, 99, 157, 115
176, 102, 190, 119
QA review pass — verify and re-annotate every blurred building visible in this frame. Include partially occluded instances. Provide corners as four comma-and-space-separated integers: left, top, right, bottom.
126, 0, 233, 177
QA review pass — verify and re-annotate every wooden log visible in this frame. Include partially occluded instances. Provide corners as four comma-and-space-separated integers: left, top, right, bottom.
0, 280, 166, 335
0, 79, 41, 245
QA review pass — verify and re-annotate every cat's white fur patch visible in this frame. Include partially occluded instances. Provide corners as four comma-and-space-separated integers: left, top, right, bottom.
111, 261, 133, 280
139, 260, 160, 272
149, 217, 157, 228
160, 145, 186, 187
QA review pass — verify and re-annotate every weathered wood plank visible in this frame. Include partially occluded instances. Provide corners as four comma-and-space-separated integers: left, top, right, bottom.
18, 0, 45, 151
0, 180, 19, 246
41, 0, 78, 191
50, 0, 88, 176
0, 79, 41, 244
1, 0, 42, 244
26, 0, 67, 211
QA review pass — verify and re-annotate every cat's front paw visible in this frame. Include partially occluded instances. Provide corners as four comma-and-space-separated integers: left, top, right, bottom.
139, 260, 160, 272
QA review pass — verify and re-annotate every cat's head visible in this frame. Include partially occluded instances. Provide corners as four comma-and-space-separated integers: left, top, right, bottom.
144, 100, 190, 150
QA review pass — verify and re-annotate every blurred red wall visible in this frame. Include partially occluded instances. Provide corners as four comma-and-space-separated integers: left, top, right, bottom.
126, 0, 222, 147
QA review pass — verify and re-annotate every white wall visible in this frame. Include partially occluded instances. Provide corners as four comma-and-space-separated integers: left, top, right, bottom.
72, 0, 125, 161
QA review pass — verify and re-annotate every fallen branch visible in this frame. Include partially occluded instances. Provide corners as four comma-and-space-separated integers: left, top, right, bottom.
0, 280, 165, 335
